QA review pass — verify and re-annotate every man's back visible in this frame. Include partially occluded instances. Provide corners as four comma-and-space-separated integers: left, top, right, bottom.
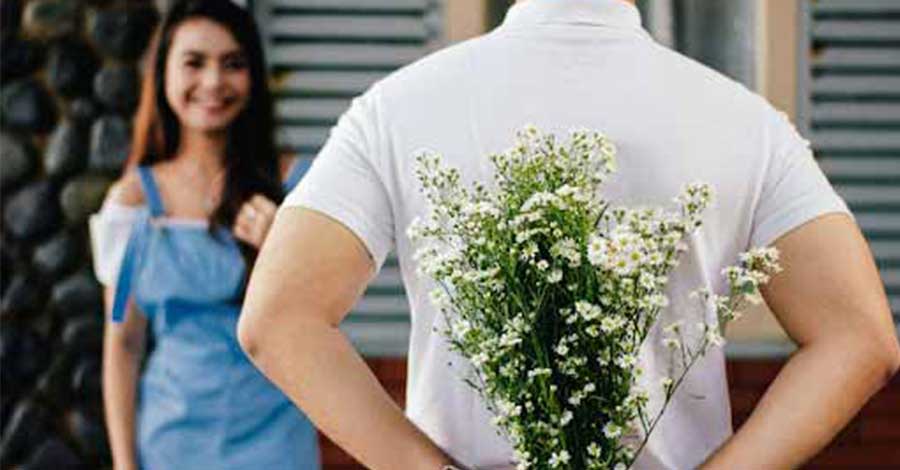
285, 0, 850, 467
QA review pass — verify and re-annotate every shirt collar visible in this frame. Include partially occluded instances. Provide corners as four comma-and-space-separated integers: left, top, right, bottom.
501, 0, 644, 32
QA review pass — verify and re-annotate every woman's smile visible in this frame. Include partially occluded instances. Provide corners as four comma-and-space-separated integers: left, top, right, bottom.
190, 94, 236, 113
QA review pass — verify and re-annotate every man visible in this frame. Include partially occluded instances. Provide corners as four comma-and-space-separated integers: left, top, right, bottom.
237, 0, 900, 468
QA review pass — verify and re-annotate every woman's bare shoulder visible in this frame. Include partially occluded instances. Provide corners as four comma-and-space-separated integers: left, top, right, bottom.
106, 168, 145, 207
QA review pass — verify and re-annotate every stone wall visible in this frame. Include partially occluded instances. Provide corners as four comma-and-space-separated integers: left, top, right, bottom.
1, 0, 158, 467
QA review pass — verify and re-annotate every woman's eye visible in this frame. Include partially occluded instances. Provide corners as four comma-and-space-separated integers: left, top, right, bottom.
185, 60, 202, 68
224, 58, 247, 70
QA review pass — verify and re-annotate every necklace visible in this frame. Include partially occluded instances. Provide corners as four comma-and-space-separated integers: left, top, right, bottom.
202, 169, 226, 213
175, 160, 226, 215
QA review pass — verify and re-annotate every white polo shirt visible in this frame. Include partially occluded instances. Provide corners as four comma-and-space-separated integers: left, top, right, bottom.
284, 0, 852, 468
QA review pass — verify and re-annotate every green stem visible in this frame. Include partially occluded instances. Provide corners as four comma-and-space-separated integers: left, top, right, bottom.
527, 331, 570, 456
627, 338, 707, 469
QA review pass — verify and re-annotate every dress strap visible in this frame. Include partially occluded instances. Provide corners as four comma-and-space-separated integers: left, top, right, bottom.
111, 166, 161, 321
110, 212, 149, 323
283, 158, 313, 192
137, 166, 166, 217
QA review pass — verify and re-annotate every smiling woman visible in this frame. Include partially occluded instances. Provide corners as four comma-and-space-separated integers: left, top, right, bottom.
87, 0, 321, 469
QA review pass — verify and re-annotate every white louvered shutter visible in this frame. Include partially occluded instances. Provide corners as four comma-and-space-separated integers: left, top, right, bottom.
799, 0, 900, 327
256, 0, 444, 356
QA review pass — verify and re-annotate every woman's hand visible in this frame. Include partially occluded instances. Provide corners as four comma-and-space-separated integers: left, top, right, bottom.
233, 194, 278, 249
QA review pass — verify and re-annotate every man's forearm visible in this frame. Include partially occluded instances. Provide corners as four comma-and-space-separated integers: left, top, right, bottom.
702, 336, 898, 469
239, 314, 455, 470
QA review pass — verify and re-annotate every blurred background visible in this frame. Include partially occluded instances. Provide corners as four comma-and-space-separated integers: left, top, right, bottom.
1, 0, 897, 468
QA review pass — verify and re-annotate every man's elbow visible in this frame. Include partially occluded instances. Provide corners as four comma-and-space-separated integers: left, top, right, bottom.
825, 323, 900, 385
883, 334, 900, 381
864, 325, 900, 384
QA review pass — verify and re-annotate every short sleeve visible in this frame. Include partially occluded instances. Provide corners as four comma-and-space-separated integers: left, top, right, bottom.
282, 90, 394, 271
749, 108, 855, 248
88, 201, 143, 286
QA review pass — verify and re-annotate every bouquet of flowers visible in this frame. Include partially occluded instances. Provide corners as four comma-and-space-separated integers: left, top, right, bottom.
408, 126, 782, 470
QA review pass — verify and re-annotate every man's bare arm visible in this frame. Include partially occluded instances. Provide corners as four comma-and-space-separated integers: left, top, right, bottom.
702, 213, 900, 469
237, 207, 456, 470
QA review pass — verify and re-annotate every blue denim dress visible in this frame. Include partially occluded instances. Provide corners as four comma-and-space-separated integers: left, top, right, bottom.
110, 162, 319, 469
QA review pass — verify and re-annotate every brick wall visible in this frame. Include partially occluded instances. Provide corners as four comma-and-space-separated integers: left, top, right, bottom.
319, 359, 407, 470
728, 360, 900, 469
319, 358, 900, 469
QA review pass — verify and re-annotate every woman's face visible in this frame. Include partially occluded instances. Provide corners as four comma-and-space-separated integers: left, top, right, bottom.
164, 18, 251, 133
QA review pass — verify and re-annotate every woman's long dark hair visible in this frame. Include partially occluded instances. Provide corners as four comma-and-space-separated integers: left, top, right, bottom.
129, 0, 283, 275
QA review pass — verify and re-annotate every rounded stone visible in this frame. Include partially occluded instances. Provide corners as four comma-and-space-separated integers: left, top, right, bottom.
22, 0, 80, 39
93, 65, 138, 113
1, 79, 58, 133
0, 36, 44, 82
32, 231, 83, 279
1, 273, 47, 317
3, 181, 61, 241
61, 316, 103, 353
0, 327, 50, 394
71, 358, 101, 402
0, 399, 53, 466
51, 270, 103, 318
65, 407, 107, 460
0, 243, 12, 296
44, 120, 89, 180
89, 6, 158, 61
60, 174, 113, 225
1, 233, 26, 271
89, 115, 131, 172
0, 132, 37, 192
35, 356, 73, 403
22, 437, 83, 470
69, 98, 100, 124
47, 39, 99, 98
